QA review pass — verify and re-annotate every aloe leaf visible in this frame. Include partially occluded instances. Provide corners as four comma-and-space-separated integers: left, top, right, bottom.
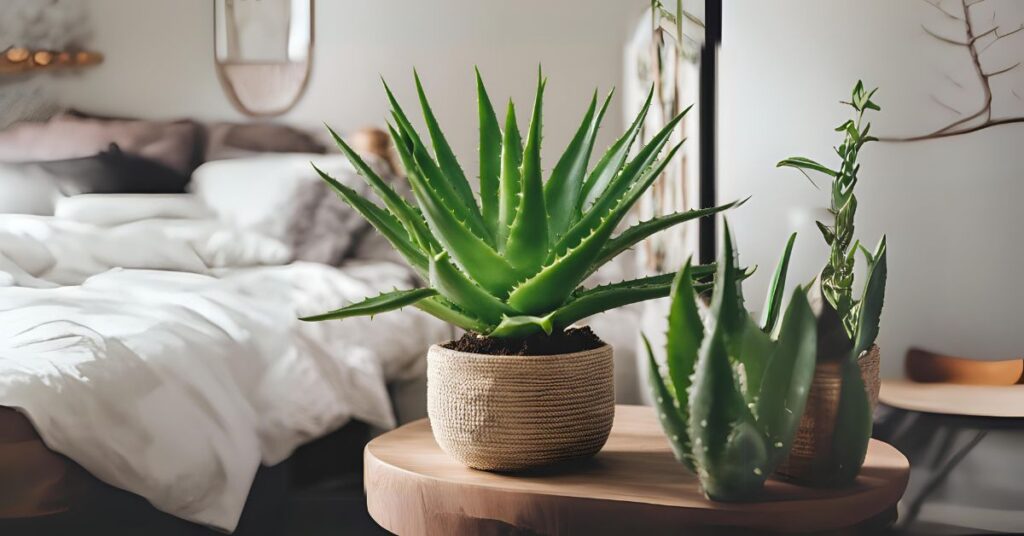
825, 359, 873, 485
578, 110, 688, 237
413, 71, 482, 224
579, 85, 654, 210
497, 100, 524, 251
396, 114, 492, 243
760, 232, 797, 334
429, 251, 518, 324
664, 261, 704, 456
402, 143, 522, 295
688, 318, 762, 501
755, 286, 816, 468
710, 221, 748, 338
507, 142, 682, 314
476, 68, 502, 239
414, 296, 493, 333
505, 74, 550, 270
592, 199, 744, 272
543, 90, 603, 241
313, 165, 428, 275
550, 273, 714, 331
645, 335, 695, 470
325, 125, 434, 251
300, 288, 438, 321
488, 313, 554, 338
852, 235, 886, 360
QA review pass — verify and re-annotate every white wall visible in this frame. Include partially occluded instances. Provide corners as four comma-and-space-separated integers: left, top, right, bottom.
720, 0, 1024, 376
53, 0, 1024, 379
55, 0, 649, 168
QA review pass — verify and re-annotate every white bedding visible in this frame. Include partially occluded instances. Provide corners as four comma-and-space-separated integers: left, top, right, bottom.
0, 212, 447, 531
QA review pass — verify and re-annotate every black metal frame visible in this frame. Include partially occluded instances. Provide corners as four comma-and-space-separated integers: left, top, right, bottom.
698, 0, 722, 264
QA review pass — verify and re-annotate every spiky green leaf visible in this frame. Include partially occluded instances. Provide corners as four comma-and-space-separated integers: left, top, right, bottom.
301, 288, 438, 322
852, 235, 886, 360
413, 71, 482, 230
645, 335, 695, 470
497, 101, 523, 251
543, 90, 609, 240
755, 286, 816, 467
505, 73, 550, 270
488, 313, 555, 338
429, 251, 518, 324
476, 68, 502, 239
313, 165, 428, 275
579, 86, 654, 210
593, 199, 745, 272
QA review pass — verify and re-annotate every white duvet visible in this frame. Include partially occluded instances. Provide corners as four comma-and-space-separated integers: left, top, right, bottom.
0, 213, 447, 531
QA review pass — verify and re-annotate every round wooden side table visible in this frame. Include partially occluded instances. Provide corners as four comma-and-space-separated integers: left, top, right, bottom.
365, 405, 909, 535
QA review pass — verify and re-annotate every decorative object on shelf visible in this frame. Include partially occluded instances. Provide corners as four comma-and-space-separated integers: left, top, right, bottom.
775, 81, 889, 486
304, 67, 740, 470
213, 0, 313, 117
647, 222, 818, 501
883, 0, 1023, 141
905, 347, 1023, 385
0, 47, 102, 76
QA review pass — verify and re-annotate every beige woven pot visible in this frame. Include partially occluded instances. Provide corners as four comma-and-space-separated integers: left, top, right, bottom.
426, 343, 615, 472
776, 345, 881, 485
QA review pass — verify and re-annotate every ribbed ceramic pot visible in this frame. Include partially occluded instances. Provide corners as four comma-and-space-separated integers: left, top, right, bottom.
426, 343, 615, 472
776, 345, 881, 485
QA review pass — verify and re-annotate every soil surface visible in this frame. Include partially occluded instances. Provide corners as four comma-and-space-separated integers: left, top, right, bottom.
443, 326, 605, 356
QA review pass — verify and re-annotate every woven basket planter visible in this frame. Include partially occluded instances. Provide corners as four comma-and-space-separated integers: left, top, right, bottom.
775, 345, 881, 485
426, 343, 615, 472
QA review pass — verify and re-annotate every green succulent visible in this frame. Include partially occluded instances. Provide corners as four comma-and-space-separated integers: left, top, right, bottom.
646, 222, 817, 501
302, 68, 739, 338
777, 81, 888, 485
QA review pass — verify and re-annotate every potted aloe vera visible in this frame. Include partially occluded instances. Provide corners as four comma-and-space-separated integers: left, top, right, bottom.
774, 81, 888, 486
647, 222, 818, 501
303, 69, 738, 471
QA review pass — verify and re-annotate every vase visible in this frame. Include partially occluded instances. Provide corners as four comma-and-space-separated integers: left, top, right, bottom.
426, 343, 615, 471
775, 345, 881, 485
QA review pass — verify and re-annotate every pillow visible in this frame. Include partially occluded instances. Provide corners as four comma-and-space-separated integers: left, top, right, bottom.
0, 113, 203, 176
0, 145, 189, 215
203, 122, 325, 161
191, 153, 385, 265
55, 194, 213, 226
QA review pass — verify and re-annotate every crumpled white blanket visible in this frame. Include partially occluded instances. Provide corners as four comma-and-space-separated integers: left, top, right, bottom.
0, 214, 446, 532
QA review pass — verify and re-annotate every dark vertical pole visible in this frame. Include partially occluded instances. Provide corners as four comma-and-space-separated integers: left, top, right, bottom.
699, 0, 722, 265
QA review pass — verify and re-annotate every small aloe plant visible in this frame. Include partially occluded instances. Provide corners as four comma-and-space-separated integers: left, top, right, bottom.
778, 81, 888, 484
646, 222, 817, 501
303, 68, 739, 338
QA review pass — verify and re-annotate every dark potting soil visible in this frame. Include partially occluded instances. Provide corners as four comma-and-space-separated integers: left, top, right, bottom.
443, 326, 605, 356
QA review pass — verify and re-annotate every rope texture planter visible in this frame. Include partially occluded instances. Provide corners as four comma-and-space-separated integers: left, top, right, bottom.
776, 345, 881, 484
427, 344, 615, 471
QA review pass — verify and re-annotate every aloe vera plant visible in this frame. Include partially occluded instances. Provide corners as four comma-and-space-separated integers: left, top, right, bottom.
777, 81, 889, 485
303, 68, 739, 338
646, 222, 817, 501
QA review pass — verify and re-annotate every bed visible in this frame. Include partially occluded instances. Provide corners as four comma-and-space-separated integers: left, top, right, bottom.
0, 117, 447, 533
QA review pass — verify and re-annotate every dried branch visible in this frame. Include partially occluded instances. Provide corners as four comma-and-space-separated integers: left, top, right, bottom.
883, 0, 1024, 142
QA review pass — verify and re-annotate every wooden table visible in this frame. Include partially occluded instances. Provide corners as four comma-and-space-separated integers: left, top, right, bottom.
365, 405, 909, 535
880, 379, 1024, 418
877, 380, 1024, 527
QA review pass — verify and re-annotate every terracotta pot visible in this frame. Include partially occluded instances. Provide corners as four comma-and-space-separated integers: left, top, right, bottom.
426, 343, 615, 472
775, 345, 880, 485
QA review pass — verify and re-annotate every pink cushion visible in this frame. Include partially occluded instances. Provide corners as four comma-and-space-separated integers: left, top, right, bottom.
0, 114, 202, 175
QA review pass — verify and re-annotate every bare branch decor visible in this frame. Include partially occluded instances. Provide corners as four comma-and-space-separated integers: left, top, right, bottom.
886, 0, 1024, 141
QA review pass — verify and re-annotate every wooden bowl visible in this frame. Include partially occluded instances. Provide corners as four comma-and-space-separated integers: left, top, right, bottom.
905, 347, 1023, 385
